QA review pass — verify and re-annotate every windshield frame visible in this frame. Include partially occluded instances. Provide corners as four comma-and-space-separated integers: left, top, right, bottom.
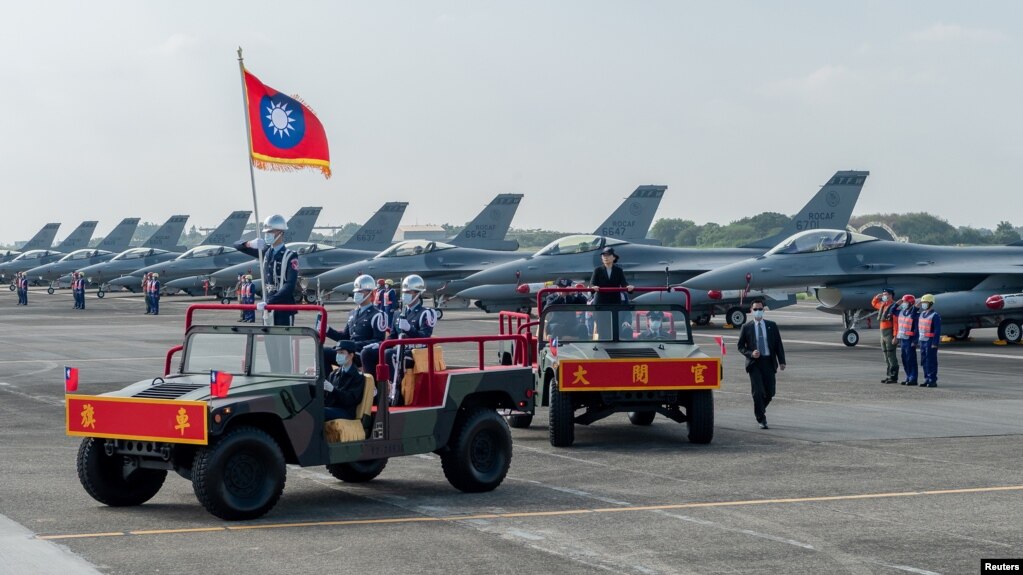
539, 303, 693, 344
180, 325, 323, 379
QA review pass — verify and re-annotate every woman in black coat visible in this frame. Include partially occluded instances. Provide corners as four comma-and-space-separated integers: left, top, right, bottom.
589, 247, 633, 305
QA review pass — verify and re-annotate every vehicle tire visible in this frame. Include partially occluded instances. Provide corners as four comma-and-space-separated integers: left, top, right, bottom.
693, 314, 711, 327
506, 413, 534, 429
326, 459, 388, 483
842, 329, 860, 347
952, 328, 971, 340
628, 411, 656, 426
685, 390, 714, 444
191, 426, 286, 521
47, 287, 55, 295
548, 377, 575, 447
998, 319, 1022, 343
76, 438, 167, 506
96, 290, 105, 299
725, 307, 746, 327
441, 409, 512, 493
220, 297, 231, 305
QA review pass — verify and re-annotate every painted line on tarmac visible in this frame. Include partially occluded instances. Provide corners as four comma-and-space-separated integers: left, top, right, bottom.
693, 333, 1023, 360
35, 484, 1023, 541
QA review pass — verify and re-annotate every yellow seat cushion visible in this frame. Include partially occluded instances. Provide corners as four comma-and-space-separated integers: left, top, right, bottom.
324, 374, 376, 443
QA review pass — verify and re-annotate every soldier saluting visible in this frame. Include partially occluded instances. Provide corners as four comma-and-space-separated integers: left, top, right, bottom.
235, 214, 298, 327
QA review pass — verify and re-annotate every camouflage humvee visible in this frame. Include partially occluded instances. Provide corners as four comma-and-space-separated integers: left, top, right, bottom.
504, 287, 721, 447
67, 304, 535, 520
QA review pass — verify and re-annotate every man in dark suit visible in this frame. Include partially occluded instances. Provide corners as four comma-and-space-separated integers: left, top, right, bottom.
589, 247, 633, 305
736, 299, 786, 429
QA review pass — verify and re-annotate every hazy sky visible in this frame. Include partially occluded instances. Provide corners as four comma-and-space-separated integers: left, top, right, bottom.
3, 1, 1020, 245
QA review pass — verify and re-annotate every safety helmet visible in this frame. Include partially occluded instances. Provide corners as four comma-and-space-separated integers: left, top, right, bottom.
261, 214, 288, 233
244, 274, 253, 280
385, 278, 394, 287
901, 294, 915, 306
353, 274, 377, 292
152, 273, 159, 279
402, 274, 426, 293
919, 294, 935, 304
377, 278, 386, 287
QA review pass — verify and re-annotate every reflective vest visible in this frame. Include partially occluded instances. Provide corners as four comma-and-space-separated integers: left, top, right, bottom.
877, 302, 895, 330
897, 311, 916, 337
919, 311, 936, 338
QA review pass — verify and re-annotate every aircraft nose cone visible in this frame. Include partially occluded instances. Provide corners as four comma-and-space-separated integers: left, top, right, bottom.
108, 276, 138, 288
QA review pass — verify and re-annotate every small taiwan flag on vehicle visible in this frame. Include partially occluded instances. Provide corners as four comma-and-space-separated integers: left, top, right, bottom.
64, 366, 79, 393
549, 337, 558, 358
210, 370, 234, 398
714, 336, 726, 356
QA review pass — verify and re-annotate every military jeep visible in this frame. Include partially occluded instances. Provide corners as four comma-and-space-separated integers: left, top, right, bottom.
502, 287, 720, 447
67, 304, 535, 520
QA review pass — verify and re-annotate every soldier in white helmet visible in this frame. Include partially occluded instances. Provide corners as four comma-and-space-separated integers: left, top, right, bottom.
382, 274, 440, 404
322, 274, 388, 371
234, 214, 298, 327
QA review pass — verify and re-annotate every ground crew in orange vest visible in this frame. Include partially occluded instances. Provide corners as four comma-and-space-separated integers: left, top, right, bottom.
893, 294, 920, 385
917, 294, 941, 387
149, 273, 161, 315
143, 273, 153, 314
871, 287, 899, 383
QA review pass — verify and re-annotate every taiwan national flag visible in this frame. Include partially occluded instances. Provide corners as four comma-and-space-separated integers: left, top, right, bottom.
243, 68, 331, 178
714, 336, 727, 356
64, 366, 79, 393
210, 370, 234, 398
549, 337, 558, 358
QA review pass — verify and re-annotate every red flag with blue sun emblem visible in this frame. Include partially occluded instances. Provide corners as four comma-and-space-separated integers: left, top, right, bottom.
243, 69, 331, 178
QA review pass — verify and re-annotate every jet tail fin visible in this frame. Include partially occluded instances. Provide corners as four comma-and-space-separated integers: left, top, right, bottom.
341, 202, 408, 251
449, 193, 524, 251
593, 185, 666, 243
742, 170, 869, 250
96, 218, 140, 252
283, 206, 322, 244
20, 223, 61, 251
56, 221, 98, 251
200, 211, 252, 246
141, 215, 189, 251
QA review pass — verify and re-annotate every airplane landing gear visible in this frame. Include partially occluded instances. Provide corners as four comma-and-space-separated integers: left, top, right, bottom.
842, 329, 859, 347
997, 319, 1021, 343
841, 309, 869, 346
951, 328, 971, 341
725, 307, 746, 327
693, 314, 711, 327
96, 290, 105, 298
47, 286, 55, 295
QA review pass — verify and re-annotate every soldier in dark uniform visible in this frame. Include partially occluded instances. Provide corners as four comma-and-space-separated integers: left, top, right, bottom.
234, 214, 298, 326
544, 278, 589, 339
638, 310, 671, 340
379, 274, 439, 405
150, 273, 161, 315
323, 274, 387, 370
16, 272, 28, 305
324, 341, 366, 421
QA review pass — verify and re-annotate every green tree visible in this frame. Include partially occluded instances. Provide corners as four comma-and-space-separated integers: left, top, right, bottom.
993, 221, 1021, 244
650, 218, 696, 246
891, 213, 957, 245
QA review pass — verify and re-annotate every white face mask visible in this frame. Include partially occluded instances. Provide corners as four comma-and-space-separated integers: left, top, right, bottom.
353, 292, 368, 305
881, 295, 890, 302
900, 303, 909, 310
752, 309, 765, 320
920, 303, 930, 310
263, 232, 277, 245
650, 320, 662, 331
401, 292, 415, 306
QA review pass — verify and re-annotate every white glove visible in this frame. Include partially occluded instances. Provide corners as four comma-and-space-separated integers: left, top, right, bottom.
248, 238, 267, 250
256, 301, 267, 312
323, 380, 335, 393
397, 319, 411, 331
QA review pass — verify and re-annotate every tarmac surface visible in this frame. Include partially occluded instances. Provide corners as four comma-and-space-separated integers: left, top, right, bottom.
1, 287, 1021, 575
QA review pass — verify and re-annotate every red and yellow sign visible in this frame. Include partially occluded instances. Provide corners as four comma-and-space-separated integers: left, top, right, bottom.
66, 395, 208, 445
557, 358, 721, 391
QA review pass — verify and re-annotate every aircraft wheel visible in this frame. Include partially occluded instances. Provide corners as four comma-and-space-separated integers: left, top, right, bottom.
628, 411, 656, 426
725, 307, 746, 327
693, 314, 711, 326
220, 297, 231, 305
47, 287, 55, 295
952, 328, 971, 340
548, 376, 575, 447
191, 426, 286, 520
96, 290, 105, 299
7, 284, 14, 292
303, 293, 317, 304
326, 459, 388, 483
77, 438, 167, 507
685, 390, 714, 444
441, 409, 512, 493
842, 329, 860, 347
998, 319, 1022, 343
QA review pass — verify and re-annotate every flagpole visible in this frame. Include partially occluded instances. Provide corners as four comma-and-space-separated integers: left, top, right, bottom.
236, 47, 269, 323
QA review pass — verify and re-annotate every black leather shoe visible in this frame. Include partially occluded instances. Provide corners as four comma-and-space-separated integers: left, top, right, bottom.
900, 381, 909, 385
883, 378, 897, 384
760, 420, 769, 429
906, 381, 918, 386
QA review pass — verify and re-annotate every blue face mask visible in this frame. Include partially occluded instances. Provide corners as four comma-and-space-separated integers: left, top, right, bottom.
401, 293, 415, 306
353, 292, 368, 305
336, 352, 350, 367
900, 303, 909, 310
752, 309, 765, 320
263, 232, 277, 245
